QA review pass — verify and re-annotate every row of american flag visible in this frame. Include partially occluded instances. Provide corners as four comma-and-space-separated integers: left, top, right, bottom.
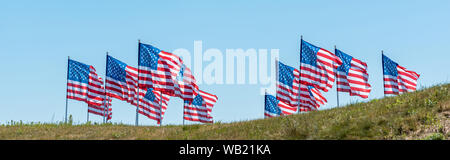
265, 38, 421, 118
66, 42, 218, 125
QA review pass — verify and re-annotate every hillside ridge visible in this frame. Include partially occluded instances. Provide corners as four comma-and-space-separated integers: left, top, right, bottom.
0, 84, 449, 140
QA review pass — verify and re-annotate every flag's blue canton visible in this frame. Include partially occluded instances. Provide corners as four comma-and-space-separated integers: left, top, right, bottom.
278, 62, 295, 87
177, 64, 185, 81
336, 49, 353, 75
307, 85, 315, 97
139, 43, 160, 70
192, 94, 204, 106
144, 88, 156, 102
382, 54, 398, 76
68, 59, 90, 83
265, 95, 281, 115
301, 40, 319, 67
107, 55, 127, 82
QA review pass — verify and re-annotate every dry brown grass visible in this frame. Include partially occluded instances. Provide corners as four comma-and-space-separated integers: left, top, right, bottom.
1, 84, 449, 140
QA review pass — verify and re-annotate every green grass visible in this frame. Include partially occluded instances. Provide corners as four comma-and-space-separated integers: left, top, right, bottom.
1, 84, 449, 140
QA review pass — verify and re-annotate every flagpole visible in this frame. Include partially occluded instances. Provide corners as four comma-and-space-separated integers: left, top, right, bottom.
103, 52, 109, 124
381, 50, 385, 97
183, 102, 185, 126
160, 90, 163, 127
87, 107, 89, 123
335, 45, 339, 108
264, 89, 267, 119
297, 35, 303, 113
136, 39, 141, 126
65, 56, 70, 123
182, 91, 185, 126
275, 56, 278, 102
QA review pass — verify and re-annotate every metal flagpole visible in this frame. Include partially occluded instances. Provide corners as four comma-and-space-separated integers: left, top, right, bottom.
333, 46, 340, 130
182, 83, 185, 125
102, 97, 106, 123
264, 89, 267, 119
297, 35, 303, 113
271, 55, 277, 117
103, 52, 109, 124
102, 94, 106, 123
160, 90, 163, 127
65, 56, 70, 123
182, 76, 185, 125
275, 56, 278, 102
87, 107, 89, 123
104, 94, 109, 123
183, 102, 185, 126
381, 50, 385, 97
136, 40, 141, 126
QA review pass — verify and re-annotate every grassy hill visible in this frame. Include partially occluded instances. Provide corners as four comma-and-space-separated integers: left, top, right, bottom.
1, 84, 449, 140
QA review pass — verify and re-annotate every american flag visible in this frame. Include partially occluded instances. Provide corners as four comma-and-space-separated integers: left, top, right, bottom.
105, 55, 138, 106
183, 90, 218, 123
173, 63, 199, 101
276, 61, 300, 107
138, 88, 170, 124
335, 49, 372, 98
265, 94, 297, 118
67, 59, 111, 119
88, 100, 112, 120
382, 54, 420, 95
300, 40, 342, 92
88, 77, 112, 120
138, 43, 183, 95
299, 84, 327, 112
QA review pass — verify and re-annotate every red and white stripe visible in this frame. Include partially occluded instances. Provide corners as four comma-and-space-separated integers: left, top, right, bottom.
68, 66, 105, 106
138, 50, 183, 95
68, 66, 112, 119
88, 101, 112, 120
300, 48, 342, 92
278, 101, 297, 116
138, 88, 171, 124
88, 77, 112, 120
298, 84, 327, 112
337, 58, 371, 98
276, 68, 300, 107
174, 65, 200, 101
384, 65, 420, 95
199, 90, 218, 115
309, 86, 327, 107
184, 90, 218, 123
264, 110, 279, 118
106, 65, 139, 106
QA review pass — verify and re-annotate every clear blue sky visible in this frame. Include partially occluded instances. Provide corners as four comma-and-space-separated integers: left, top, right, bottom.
1, 0, 449, 125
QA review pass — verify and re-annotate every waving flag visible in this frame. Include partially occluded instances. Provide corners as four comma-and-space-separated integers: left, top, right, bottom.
138, 43, 183, 95
300, 40, 342, 92
198, 90, 218, 115
299, 85, 327, 112
138, 88, 170, 124
67, 59, 110, 119
105, 55, 138, 106
265, 94, 297, 118
184, 90, 218, 123
174, 63, 199, 101
88, 77, 112, 120
88, 99, 112, 120
382, 54, 420, 95
276, 61, 300, 107
335, 49, 371, 98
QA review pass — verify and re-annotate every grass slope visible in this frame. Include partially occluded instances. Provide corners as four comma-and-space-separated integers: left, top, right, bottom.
1, 84, 449, 140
